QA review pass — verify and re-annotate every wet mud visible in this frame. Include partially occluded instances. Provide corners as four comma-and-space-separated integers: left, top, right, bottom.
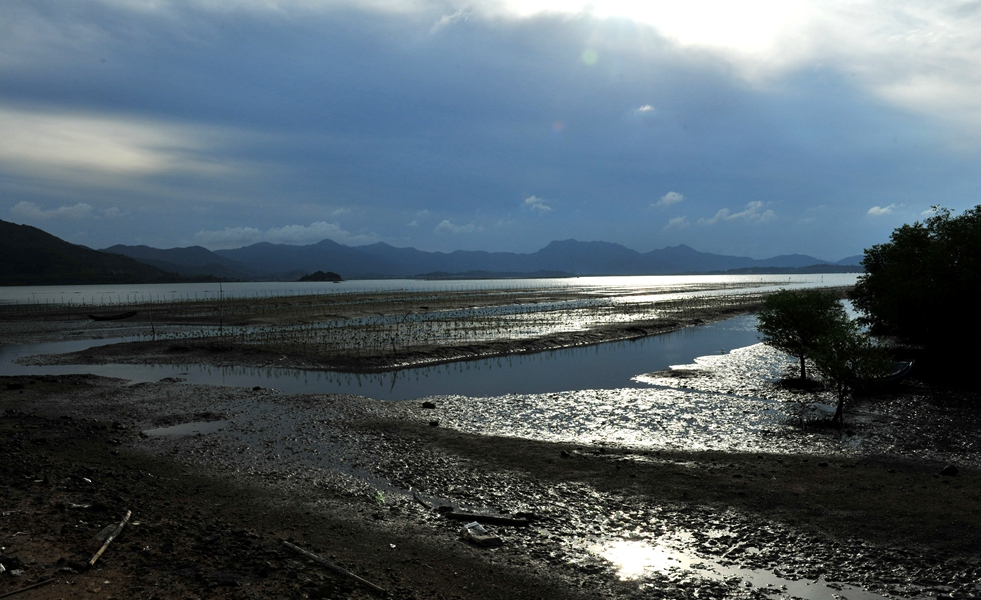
3, 366, 980, 600
2, 283, 979, 600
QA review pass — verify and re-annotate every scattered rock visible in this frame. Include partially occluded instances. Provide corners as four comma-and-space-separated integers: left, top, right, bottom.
940, 464, 958, 477
422, 401, 437, 409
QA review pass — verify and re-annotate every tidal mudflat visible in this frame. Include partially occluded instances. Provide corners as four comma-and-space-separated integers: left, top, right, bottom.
1, 281, 979, 600
2, 277, 854, 372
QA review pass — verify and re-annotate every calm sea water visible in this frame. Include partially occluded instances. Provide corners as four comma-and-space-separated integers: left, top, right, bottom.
0, 274, 858, 306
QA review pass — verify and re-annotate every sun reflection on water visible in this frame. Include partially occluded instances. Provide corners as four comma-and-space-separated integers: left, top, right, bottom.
589, 534, 908, 600
592, 540, 680, 579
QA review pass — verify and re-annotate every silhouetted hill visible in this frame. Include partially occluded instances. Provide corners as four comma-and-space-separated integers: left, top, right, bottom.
99, 236, 861, 280
103, 245, 256, 280
298, 270, 343, 282
533, 239, 647, 273
215, 239, 396, 279
0, 220, 179, 286
722, 264, 864, 275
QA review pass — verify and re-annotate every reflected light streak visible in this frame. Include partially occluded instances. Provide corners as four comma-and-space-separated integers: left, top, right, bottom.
592, 540, 679, 579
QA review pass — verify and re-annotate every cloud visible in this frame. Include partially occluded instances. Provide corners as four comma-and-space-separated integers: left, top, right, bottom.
664, 215, 690, 230
434, 220, 477, 234
11, 201, 93, 220
700, 208, 729, 225
406, 211, 430, 227
430, 8, 470, 34
265, 221, 374, 244
523, 195, 552, 213
656, 191, 684, 207
699, 201, 775, 225
194, 226, 263, 248
867, 204, 897, 216
473, 1, 981, 136
194, 221, 375, 249
0, 106, 238, 186
2, 0, 979, 259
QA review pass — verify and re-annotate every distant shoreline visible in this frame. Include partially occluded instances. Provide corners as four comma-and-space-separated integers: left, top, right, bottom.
13, 284, 852, 374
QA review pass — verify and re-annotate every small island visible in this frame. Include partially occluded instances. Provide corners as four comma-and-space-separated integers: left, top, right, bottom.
298, 270, 343, 282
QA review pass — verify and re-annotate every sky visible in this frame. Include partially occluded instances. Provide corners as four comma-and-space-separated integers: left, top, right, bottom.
2, 0, 981, 260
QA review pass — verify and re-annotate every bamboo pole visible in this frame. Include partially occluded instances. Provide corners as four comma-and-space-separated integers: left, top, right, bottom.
88, 510, 131, 567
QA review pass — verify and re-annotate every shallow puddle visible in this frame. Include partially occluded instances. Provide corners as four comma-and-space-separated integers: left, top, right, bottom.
142, 420, 231, 437
591, 534, 913, 600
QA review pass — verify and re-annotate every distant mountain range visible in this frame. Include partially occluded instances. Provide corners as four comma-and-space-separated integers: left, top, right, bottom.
0, 218, 862, 286
100, 244, 258, 281
103, 238, 864, 280
0, 220, 183, 286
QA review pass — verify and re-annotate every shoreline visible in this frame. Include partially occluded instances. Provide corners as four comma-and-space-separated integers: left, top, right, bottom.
4, 284, 854, 374
2, 374, 980, 600
4, 282, 980, 600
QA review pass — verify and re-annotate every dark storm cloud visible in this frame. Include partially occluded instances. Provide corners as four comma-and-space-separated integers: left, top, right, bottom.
2, 1, 979, 258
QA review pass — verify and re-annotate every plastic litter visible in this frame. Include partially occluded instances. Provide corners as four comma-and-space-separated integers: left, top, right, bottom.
461, 521, 503, 547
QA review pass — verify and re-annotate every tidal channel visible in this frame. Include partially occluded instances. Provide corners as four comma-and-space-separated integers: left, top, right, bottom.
1, 315, 762, 400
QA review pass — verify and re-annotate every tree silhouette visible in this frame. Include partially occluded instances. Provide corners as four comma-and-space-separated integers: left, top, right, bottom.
757, 289, 849, 380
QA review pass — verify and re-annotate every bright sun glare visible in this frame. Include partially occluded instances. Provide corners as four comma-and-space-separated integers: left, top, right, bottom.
593, 540, 679, 580
499, 0, 807, 53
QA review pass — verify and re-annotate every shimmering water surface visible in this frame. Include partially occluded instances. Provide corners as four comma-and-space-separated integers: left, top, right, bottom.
590, 535, 906, 600
0, 274, 857, 305
1, 315, 763, 399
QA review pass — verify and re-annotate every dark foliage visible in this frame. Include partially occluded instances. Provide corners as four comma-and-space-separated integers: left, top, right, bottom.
759, 289, 892, 425
852, 206, 981, 358
298, 270, 343, 282
757, 289, 850, 380
809, 322, 891, 426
